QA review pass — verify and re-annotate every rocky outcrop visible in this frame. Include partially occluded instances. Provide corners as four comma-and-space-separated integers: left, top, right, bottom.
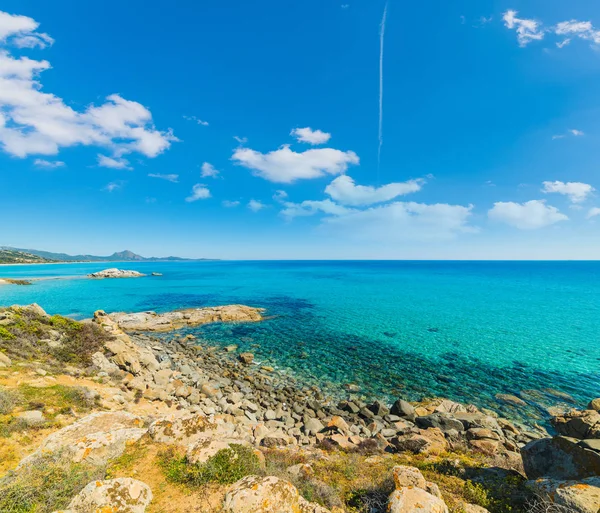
224, 475, 329, 513
19, 411, 146, 468
388, 466, 448, 513
67, 478, 152, 513
88, 268, 146, 278
105, 305, 264, 332
552, 409, 600, 439
528, 477, 600, 513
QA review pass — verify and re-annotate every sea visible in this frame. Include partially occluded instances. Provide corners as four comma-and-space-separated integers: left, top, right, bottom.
1, 260, 598, 427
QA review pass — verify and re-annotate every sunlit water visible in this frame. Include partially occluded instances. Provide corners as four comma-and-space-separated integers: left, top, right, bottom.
1, 260, 598, 426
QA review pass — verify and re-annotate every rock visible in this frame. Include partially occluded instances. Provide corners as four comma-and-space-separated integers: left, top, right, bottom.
224, 475, 327, 513
390, 399, 416, 421
151, 272, 162, 276
522, 436, 600, 480
88, 268, 146, 279
0, 352, 11, 367
327, 416, 349, 434
434, 399, 468, 414
187, 438, 252, 465
19, 412, 146, 468
552, 410, 600, 440
107, 305, 264, 332
239, 352, 254, 365
17, 410, 45, 425
416, 413, 465, 433
299, 497, 331, 513
304, 418, 324, 436
391, 428, 448, 455
588, 399, 600, 412
68, 478, 152, 513
148, 412, 223, 446
91, 352, 120, 374
528, 477, 600, 513
495, 394, 527, 407
393, 465, 428, 489
367, 400, 390, 417
388, 487, 448, 513
460, 504, 490, 513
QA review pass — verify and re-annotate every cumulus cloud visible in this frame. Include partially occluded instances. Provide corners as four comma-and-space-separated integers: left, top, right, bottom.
97, 155, 131, 170
148, 173, 178, 183
201, 162, 220, 178
33, 158, 64, 168
222, 200, 240, 208
503, 10, 544, 46
232, 145, 359, 183
542, 180, 594, 203
323, 202, 475, 241
555, 20, 600, 44
0, 11, 176, 160
290, 127, 331, 145
248, 199, 266, 212
324, 175, 423, 206
281, 199, 355, 219
186, 184, 211, 202
587, 207, 600, 219
488, 200, 568, 229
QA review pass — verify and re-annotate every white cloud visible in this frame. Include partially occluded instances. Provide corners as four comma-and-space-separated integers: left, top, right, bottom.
104, 181, 124, 193
0, 11, 176, 161
324, 175, 423, 206
554, 20, 600, 45
556, 39, 571, 48
323, 202, 475, 241
148, 173, 178, 183
234, 136, 248, 145
33, 158, 64, 168
273, 190, 288, 202
183, 115, 209, 126
541, 180, 594, 203
488, 200, 568, 229
186, 184, 211, 202
570, 129, 584, 136
201, 162, 220, 178
587, 207, 600, 219
503, 10, 544, 46
232, 144, 359, 183
248, 199, 266, 212
222, 200, 240, 208
281, 199, 355, 219
98, 154, 131, 170
0, 10, 53, 48
552, 134, 565, 140
290, 127, 331, 145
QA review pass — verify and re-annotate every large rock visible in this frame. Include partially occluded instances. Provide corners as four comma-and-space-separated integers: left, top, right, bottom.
552, 410, 600, 440
88, 268, 146, 279
392, 466, 442, 498
224, 475, 329, 513
187, 438, 252, 465
588, 399, 600, 412
528, 477, 600, 513
415, 413, 465, 433
68, 478, 152, 513
148, 412, 234, 447
107, 305, 264, 332
91, 351, 120, 374
391, 428, 448, 455
390, 399, 416, 421
19, 411, 146, 468
522, 436, 600, 480
0, 352, 11, 367
388, 466, 448, 513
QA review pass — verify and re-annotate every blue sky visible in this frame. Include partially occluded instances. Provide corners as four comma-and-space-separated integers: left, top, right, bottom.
2, 0, 600, 259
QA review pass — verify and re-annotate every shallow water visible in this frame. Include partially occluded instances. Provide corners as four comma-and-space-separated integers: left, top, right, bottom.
1, 260, 598, 425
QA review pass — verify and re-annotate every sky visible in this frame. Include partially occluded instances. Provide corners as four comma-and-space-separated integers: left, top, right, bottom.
2, 1, 600, 259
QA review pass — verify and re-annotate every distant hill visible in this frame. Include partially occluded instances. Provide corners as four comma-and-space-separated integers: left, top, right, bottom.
0, 247, 199, 263
0, 248, 57, 264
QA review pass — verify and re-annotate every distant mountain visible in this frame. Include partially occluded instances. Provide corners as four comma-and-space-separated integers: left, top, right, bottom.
0, 248, 57, 264
1, 247, 200, 263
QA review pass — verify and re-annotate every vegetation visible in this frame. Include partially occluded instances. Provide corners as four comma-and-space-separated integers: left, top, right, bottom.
0, 306, 113, 367
0, 454, 105, 513
0, 249, 56, 264
160, 444, 263, 486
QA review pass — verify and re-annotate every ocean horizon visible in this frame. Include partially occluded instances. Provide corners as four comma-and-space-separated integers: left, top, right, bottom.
1, 259, 598, 428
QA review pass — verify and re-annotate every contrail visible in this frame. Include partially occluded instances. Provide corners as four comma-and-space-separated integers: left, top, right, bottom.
378, 2, 388, 170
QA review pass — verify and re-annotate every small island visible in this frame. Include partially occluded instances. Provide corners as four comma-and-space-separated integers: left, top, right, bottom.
88, 268, 146, 279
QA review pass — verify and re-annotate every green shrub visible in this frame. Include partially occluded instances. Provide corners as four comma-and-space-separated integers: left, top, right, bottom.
161, 444, 263, 486
463, 481, 491, 508
0, 387, 23, 415
0, 453, 105, 513
0, 327, 15, 340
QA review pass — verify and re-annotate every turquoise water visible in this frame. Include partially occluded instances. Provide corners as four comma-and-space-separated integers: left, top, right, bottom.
1, 261, 598, 425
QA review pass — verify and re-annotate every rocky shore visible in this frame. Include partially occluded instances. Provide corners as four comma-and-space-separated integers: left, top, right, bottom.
0, 303, 598, 513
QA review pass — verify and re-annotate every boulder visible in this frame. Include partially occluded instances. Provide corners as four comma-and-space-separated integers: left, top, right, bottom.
522, 436, 600, 480
0, 352, 11, 367
19, 411, 146, 468
68, 478, 152, 513
327, 416, 349, 434
186, 438, 252, 465
391, 428, 448, 455
415, 413, 465, 433
91, 352, 120, 374
239, 352, 254, 365
148, 412, 226, 446
304, 418, 324, 436
224, 475, 328, 513
390, 399, 416, 421
17, 410, 45, 426
552, 410, 600, 440
588, 399, 600, 412
528, 477, 600, 513
388, 465, 448, 513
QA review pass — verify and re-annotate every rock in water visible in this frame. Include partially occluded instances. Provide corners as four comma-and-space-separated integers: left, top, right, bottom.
88, 268, 146, 279
68, 478, 152, 513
